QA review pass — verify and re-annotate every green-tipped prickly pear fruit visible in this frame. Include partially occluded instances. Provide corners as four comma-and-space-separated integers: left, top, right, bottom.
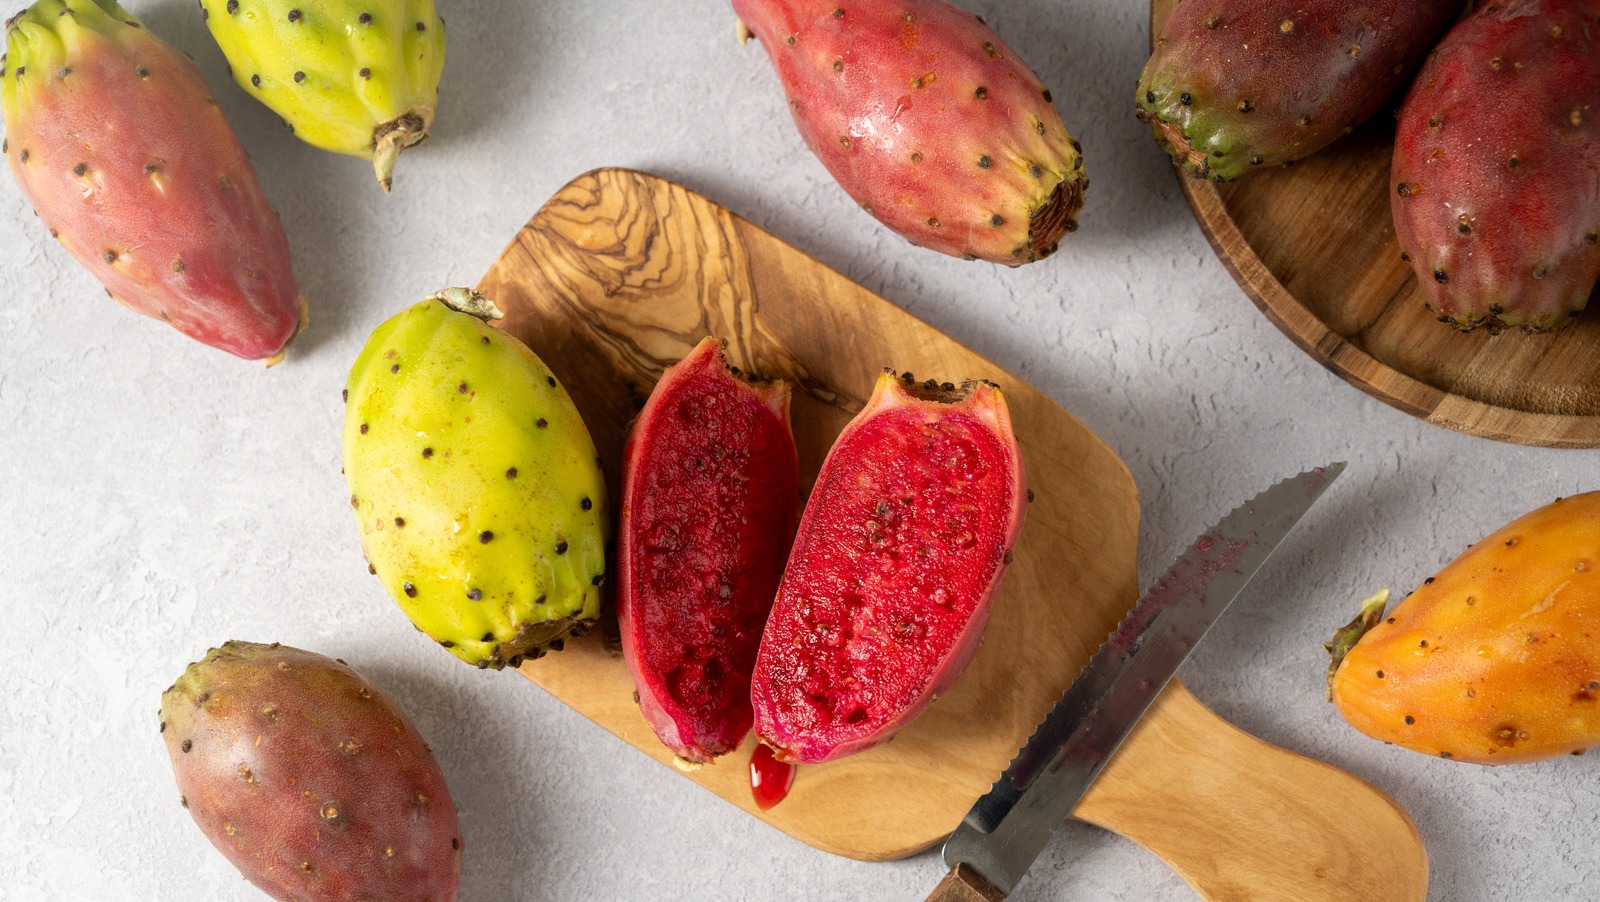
199, 0, 445, 191
343, 289, 609, 668
2, 0, 305, 362
1136, 1, 1464, 181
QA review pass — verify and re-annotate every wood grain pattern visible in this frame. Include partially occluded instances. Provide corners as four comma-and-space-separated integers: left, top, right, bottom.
479, 167, 1141, 861
1150, 0, 1600, 448
475, 170, 1427, 902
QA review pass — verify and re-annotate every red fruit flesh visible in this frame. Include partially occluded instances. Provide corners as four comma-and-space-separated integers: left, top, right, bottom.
159, 642, 461, 902
733, 0, 1087, 265
1391, 0, 1600, 333
618, 338, 799, 763
751, 373, 1027, 764
3, 2, 302, 361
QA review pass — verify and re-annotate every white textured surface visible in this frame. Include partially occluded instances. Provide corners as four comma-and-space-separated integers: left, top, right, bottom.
0, 1, 1595, 900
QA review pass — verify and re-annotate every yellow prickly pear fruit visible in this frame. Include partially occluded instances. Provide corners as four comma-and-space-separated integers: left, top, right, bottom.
199, 0, 445, 191
343, 289, 609, 669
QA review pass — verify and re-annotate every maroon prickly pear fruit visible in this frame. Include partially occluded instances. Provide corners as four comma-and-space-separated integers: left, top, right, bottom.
1391, 0, 1600, 333
618, 338, 799, 763
1136, 0, 1464, 181
2, 0, 304, 363
732, 0, 1087, 265
159, 642, 461, 901
751, 372, 1027, 764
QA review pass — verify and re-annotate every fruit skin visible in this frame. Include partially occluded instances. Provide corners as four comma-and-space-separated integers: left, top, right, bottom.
1136, 0, 1463, 182
1328, 492, 1600, 765
733, 0, 1087, 265
751, 371, 1027, 764
1, 0, 303, 362
159, 641, 461, 901
1390, 0, 1600, 333
343, 288, 608, 669
618, 338, 799, 764
199, 0, 445, 192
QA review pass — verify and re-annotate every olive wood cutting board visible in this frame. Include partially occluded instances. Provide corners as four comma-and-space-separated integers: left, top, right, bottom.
1150, 0, 1600, 448
482, 168, 1427, 900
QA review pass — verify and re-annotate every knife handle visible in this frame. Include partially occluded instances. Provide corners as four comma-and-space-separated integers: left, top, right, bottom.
1072, 681, 1428, 902
926, 864, 1006, 902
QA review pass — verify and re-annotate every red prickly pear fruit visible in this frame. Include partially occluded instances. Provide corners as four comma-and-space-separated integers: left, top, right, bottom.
751, 371, 1027, 764
2, 0, 305, 363
1136, 0, 1465, 182
618, 338, 799, 763
732, 0, 1087, 265
159, 641, 461, 902
1391, 0, 1600, 333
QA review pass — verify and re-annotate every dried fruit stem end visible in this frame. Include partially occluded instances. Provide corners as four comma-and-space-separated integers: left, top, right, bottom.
426, 287, 504, 322
372, 111, 430, 193
1324, 590, 1391, 701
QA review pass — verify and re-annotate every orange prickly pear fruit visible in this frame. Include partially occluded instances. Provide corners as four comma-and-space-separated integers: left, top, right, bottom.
1327, 492, 1600, 764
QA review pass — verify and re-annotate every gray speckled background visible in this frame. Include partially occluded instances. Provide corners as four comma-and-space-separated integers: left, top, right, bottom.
1, 1, 1596, 900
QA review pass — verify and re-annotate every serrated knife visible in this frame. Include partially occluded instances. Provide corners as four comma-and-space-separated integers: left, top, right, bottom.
928, 463, 1346, 901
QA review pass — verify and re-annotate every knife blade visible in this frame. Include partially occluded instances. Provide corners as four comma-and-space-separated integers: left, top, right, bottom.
933, 463, 1346, 900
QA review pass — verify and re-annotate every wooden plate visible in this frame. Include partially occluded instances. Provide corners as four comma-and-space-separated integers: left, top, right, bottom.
478, 169, 1425, 900
1150, 0, 1600, 448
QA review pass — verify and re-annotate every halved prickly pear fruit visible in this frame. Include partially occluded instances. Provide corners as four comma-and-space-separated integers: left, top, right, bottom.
2, 0, 304, 362
618, 338, 799, 764
1391, 0, 1600, 333
160, 641, 461, 901
198, 0, 445, 192
1327, 492, 1600, 764
733, 0, 1087, 265
1137, 0, 1463, 182
343, 288, 609, 669
751, 371, 1027, 764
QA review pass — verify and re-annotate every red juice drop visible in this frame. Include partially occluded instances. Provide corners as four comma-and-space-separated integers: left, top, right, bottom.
750, 743, 796, 810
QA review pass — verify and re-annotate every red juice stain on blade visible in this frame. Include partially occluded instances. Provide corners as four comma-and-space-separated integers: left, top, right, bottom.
750, 744, 797, 811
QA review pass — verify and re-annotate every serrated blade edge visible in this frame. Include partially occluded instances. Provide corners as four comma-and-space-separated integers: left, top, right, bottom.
940, 463, 1346, 895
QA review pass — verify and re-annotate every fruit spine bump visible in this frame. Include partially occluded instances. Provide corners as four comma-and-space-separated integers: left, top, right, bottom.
618, 337, 799, 764
1327, 493, 1600, 764
160, 641, 462, 901
751, 370, 1028, 764
1390, 0, 1600, 333
733, 0, 1087, 265
1136, 1, 1463, 182
199, 0, 446, 192
342, 288, 609, 669
1, 0, 305, 362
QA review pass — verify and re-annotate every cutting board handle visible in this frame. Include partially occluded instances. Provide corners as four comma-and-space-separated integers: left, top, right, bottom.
1072, 680, 1428, 901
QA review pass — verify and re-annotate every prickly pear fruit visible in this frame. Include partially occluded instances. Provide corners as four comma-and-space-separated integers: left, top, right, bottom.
733, 0, 1087, 265
1, 0, 304, 362
618, 338, 799, 764
160, 641, 461, 901
1327, 492, 1600, 764
343, 288, 609, 669
199, 0, 444, 192
751, 372, 1027, 764
1136, 1, 1463, 181
1390, 0, 1600, 333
